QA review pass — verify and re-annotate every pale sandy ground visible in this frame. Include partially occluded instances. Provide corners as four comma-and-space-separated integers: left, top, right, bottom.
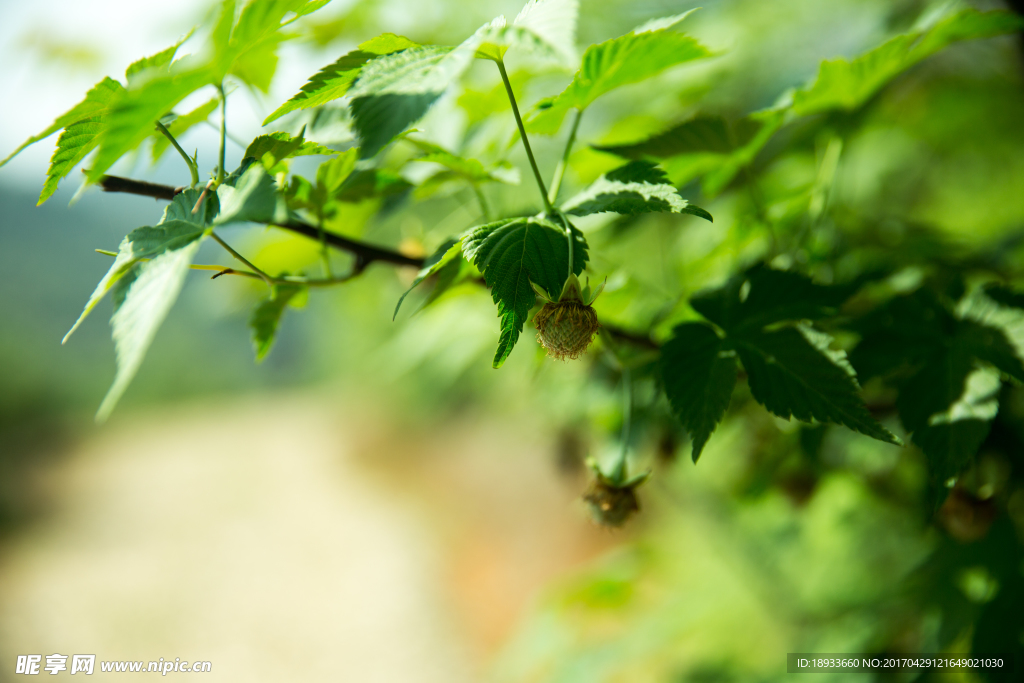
0, 394, 615, 682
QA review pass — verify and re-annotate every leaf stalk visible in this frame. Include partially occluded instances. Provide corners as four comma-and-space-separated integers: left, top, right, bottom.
496, 60, 553, 214
548, 108, 582, 206
155, 121, 199, 187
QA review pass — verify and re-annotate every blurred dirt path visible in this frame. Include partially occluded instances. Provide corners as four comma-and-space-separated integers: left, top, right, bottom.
0, 395, 613, 682
0, 398, 476, 682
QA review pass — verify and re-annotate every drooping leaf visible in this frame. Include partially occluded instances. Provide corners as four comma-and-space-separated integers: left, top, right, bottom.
244, 130, 334, 164
561, 160, 711, 220
660, 322, 737, 462
348, 43, 478, 158
98, 231, 205, 421
86, 67, 214, 182
691, 263, 854, 333
393, 239, 462, 319
251, 283, 306, 361
734, 325, 900, 444
474, 0, 579, 65
215, 163, 290, 225
1, 76, 124, 167
262, 33, 418, 125
62, 190, 211, 344
525, 11, 711, 134
791, 9, 1024, 117
463, 215, 588, 367
335, 168, 411, 202
151, 97, 219, 163
315, 147, 359, 194
404, 137, 517, 184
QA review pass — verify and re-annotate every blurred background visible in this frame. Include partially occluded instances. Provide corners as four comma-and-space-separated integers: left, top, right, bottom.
1, 0, 1023, 681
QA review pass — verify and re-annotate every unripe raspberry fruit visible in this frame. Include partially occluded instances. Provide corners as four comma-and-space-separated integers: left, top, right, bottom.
533, 274, 604, 361
583, 479, 639, 527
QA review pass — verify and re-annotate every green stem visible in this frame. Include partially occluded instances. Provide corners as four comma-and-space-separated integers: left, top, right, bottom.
556, 209, 574, 282
216, 83, 227, 187
317, 214, 333, 279
496, 60, 553, 214
548, 108, 582, 206
155, 121, 199, 188
211, 231, 273, 287
472, 184, 492, 221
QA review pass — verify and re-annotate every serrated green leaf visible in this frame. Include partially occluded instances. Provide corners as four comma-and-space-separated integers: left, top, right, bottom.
791, 9, 1024, 117
62, 190, 211, 344
38, 118, 105, 205
251, 283, 305, 361
87, 67, 214, 182
734, 325, 899, 444
151, 97, 219, 163
525, 12, 710, 133
98, 231, 205, 421
347, 35, 480, 158
474, 0, 579, 65
244, 130, 334, 164
691, 263, 853, 333
125, 32, 192, 83
1, 76, 124, 168
660, 322, 737, 462
215, 163, 290, 225
561, 160, 710, 220
393, 239, 462, 319
464, 215, 588, 367
263, 33, 418, 125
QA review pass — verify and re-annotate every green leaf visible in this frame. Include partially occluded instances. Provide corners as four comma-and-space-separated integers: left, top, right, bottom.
734, 325, 900, 444
38, 118, 105, 205
590, 111, 783, 197
315, 147, 358, 194
244, 130, 334, 164
1, 76, 124, 168
151, 97, 219, 163
659, 322, 737, 462
525, 11, 710, 133
593, 115, 759, 159
335, 168, 411, 202
263, 33, 418, 125
251, 283, 305, 361
86, 67, 214, 182
404, 137, 516, 184
62, 190, 211, 344
98, 229, 205, 421
393, 239, 462, 320
561, 160, 711, 220
125, 33, 191, 83
691, 263, 853, 333
463, 215, 588, 367
897, 349, 999, 484
474, 0, 579, 65
215, 163, 290, 225
791, 9, 1024, 117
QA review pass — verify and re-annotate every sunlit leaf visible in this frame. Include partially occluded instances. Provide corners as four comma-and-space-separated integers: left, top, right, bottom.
151, 97, 219, 163
262, 33, 418, 125
561, 160, 711, 220
474, 0, 579, 65
244, 130, 334, 163
525, 11, 710, 133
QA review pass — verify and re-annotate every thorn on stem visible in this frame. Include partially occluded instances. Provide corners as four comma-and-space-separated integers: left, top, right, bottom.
211, 268, 235, 280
